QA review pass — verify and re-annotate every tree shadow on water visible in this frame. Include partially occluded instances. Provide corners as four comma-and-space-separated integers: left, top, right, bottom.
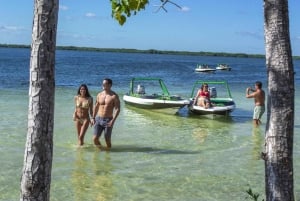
108, 144, 201, 155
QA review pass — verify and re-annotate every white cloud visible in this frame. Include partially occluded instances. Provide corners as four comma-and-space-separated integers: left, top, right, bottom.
60, 5, 68, 11
180, 6, 190, 12
0, 25, 24, 32
85, 12, 96, 18
58, 32, 96, 40
235, 31, 263, 40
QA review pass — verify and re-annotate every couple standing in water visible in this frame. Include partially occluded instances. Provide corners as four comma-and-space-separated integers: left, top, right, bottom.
73, 78, 120, 148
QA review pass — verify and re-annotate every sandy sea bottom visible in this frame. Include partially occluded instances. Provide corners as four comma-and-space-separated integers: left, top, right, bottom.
1, 87, 300, 201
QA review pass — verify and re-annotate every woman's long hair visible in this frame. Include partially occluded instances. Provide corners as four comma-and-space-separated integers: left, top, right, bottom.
77, 84, 92, 98
201, 83, 208, 91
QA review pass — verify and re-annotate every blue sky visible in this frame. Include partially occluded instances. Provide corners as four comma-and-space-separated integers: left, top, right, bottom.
0, 0, 299, 55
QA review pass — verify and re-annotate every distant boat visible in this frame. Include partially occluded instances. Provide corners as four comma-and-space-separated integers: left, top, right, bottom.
123, 77, 189, 113
188, 80, 236, 115
216, 64, 232, 71
194, 64, 216, 72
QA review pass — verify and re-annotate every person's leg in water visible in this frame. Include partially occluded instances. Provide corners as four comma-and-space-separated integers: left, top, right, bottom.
75, 119, 82, 144
253, 106, 265, 126
93, 117, 104, 148
76, 118, 89, 146
104, 126, 113, 149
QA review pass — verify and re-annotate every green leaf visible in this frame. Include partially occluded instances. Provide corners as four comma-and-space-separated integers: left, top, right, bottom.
119, 15, 126, 25
110, 0, 149, 25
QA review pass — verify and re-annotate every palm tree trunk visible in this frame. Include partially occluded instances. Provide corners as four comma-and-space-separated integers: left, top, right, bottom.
20, 0, 59, 200
264, 0, 294, 200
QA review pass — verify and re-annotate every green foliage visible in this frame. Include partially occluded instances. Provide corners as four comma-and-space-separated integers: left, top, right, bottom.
246, 188, 265, 201
110, 0, 149, 25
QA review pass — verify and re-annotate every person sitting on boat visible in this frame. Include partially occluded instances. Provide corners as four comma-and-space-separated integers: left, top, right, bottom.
194, 83, 212, 109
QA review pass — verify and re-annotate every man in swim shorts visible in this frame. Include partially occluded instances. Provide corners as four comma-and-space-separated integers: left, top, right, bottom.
91, 78, 120, 149
246, 81, 265, 126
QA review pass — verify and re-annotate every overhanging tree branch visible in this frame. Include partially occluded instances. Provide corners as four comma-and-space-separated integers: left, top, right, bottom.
153, 0, 182, 13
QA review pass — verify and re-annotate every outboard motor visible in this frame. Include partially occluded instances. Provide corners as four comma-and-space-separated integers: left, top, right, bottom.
136, 84, 145, 94
209, 87, 217, 98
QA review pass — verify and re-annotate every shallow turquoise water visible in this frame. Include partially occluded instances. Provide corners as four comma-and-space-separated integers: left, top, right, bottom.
1, 48, 300, 200
1, 87, 300, 201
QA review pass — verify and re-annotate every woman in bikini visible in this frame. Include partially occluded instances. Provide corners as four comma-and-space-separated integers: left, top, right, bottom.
73, 84, 93, 146
193, 83, 211, 109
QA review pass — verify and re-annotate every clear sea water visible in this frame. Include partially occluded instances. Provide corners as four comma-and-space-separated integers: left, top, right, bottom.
0, 47, 300, 201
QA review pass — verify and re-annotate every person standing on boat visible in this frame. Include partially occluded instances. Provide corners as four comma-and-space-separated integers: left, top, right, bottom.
73, 84, 93, 146
246, 81, 265, 126
91, 78, 120, 149
194, 83, 211, 109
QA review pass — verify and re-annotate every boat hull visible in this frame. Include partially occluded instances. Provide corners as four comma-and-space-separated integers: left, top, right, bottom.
195, 64, 216, 72
195, 69, 216, 72
123, 95, 189, 109
216, 67, 231, 71
216, 64, 231, 71
188, 99, 236, 115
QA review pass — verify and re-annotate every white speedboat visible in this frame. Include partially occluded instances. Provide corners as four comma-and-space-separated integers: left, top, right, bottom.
123, 78, 189, 112
216, 64, 232, 71
188, 80, 236, 115
194, 64, 216, 72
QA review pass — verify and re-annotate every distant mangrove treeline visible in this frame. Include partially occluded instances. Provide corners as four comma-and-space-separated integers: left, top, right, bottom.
1, 43, 299, 59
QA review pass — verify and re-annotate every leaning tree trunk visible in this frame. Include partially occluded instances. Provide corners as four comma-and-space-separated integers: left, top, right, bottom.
264, 0, 294, 200
20, 0, 59, 200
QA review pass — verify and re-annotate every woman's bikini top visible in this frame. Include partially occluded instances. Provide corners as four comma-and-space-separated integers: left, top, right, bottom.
199, 90, 210, 98
76, 96, 90, 109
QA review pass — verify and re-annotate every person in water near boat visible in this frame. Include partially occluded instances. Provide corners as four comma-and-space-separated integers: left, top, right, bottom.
91, 78, 120, 149
194, 83, 212, 109
73, 84, 93, 146
246, 81, 265, 126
